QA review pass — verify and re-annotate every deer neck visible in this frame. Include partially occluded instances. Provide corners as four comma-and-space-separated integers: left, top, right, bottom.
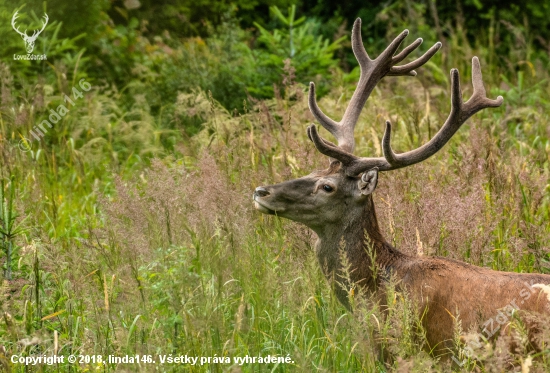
315, 195, 404, 305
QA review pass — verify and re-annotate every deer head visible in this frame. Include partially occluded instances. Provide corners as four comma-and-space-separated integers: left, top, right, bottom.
12, 11, 49, 54
253, 19, 503, 242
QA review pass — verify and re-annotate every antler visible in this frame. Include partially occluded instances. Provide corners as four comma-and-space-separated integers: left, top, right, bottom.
11, 12, 48, 39
31, 14, 49, 38
308, 56, 504, 176
11, 11, 26, 37
308, 18, 442, 153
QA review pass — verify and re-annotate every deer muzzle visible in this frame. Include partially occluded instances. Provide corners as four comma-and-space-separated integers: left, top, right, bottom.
253, 187, 276, 215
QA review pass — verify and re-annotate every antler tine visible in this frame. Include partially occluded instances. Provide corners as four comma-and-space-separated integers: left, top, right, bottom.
389, 41, 442, 76
12, 11, 19, 23
338, 24, 440, 148
308, 82, 340, 140
11, 11, 25, 36
308, 124, 392, 171
307, 125, 358, 165
381, 121, 399, 167
39, 14, 49, 31
345, 57, 503, 176
32, 14, 49, 37
351, 19, 371, 68
392, 38, 423, 64
463, 57, 504, 116
307, 18, 441, 161
376, 29, 410, 63
353, 18, 410, 67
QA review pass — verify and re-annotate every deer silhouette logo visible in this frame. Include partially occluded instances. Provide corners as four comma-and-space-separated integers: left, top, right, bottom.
11, 11, 49, 54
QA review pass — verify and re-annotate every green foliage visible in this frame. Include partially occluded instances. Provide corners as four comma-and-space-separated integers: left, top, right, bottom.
148, 18, 258, 113
251, 5, 345, 98
0, 4, 89, 84
13, 0, 109, 40
300, 0, 550, 63
94, 16, 144, 87
113, 0, 296, 37
96, 6, 344, 118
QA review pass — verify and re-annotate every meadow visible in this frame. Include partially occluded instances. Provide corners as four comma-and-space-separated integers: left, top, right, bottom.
0, 1, 549, 371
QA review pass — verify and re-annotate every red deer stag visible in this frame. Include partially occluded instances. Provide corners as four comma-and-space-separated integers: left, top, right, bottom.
253, 19, 550, 353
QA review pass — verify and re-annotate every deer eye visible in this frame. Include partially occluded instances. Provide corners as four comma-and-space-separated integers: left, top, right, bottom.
322, 184, 334, 192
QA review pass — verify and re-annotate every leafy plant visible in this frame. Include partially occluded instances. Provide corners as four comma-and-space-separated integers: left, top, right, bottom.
250, 5, 346, 98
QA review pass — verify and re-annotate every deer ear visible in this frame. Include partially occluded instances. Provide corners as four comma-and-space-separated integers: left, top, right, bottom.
358, 168, 379, 195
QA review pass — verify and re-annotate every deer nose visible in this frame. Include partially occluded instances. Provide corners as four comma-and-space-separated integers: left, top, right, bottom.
254, 187, 270, 198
